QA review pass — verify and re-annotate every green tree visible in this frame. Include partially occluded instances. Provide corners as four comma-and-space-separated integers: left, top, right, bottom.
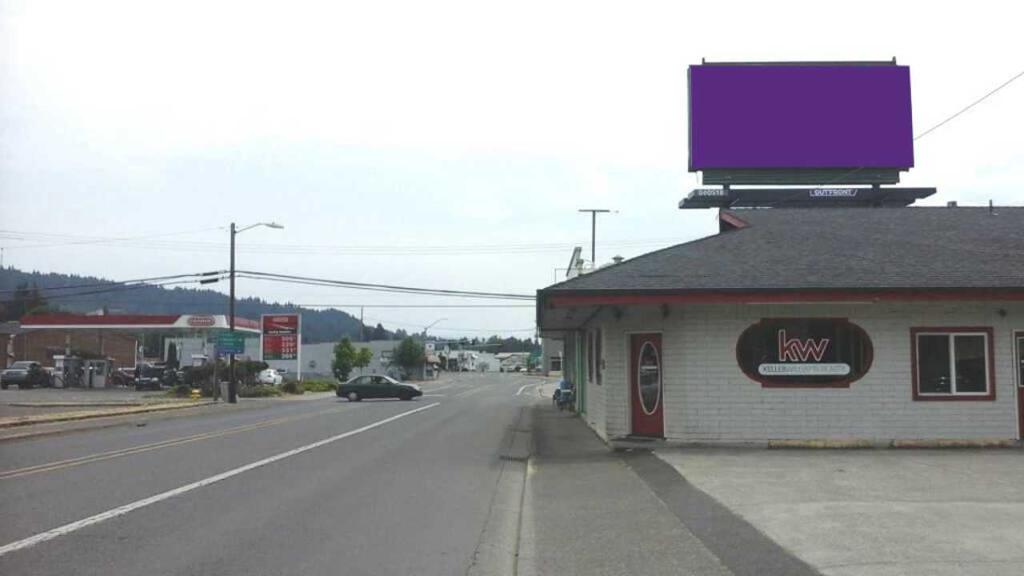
391, 337, 425, 377
370, 323, 388, 340
332, 338, 357, 381
1, 282, 51, 322
354, 347, 373, 374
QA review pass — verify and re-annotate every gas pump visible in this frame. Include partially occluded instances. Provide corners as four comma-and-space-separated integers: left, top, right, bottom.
84, 359, 112, 388
53, 355, 84, 388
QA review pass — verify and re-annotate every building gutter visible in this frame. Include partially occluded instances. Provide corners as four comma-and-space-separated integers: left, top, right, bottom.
541, 287, 1024, 309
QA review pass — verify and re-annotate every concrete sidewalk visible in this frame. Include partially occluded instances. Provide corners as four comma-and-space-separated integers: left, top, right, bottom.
656, 448, 1024, 576
518, 405, 732, 576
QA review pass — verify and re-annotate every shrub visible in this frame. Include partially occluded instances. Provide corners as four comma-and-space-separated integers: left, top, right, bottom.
281, 380, 305, 395
301, 379, 336, 393
170, 384, 191, 398
236, 360, 269, 386
238, 385, 282, 398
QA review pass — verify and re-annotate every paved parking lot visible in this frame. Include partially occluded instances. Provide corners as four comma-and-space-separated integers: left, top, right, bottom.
657, 448, 1024, 576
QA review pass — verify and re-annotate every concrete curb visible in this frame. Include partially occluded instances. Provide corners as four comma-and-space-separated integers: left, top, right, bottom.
0, 401, 217, 429
467, 405, 534, 576
890, 438, 1019, 449
610, 437, 1022, 450
8, 402, 147, 408
768, 439, 878, 449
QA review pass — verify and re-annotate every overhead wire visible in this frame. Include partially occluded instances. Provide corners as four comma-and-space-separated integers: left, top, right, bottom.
803, 66, 1024, 191
913, 68, 1024, 141
0, 226, 224, 250
360, 314, 535, 334
0, 272, 224, 295
236, 270, 535, 301
0, 276, 229, 305
1, 228, 684, 256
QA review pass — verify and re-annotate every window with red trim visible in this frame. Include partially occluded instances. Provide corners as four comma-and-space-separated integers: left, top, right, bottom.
911, 327, 995, 401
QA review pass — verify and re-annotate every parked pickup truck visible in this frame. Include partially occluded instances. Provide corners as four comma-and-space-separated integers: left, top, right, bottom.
1, 361, 50, 389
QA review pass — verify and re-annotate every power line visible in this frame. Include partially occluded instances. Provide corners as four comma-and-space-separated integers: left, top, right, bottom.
361, 314, 535, 334
809, 67, 1024, 189
0, 272, 224, 295
0, 229, 684, 256
915, 68, 1024, 141
0, 276, 228, 305
0, 227, 223, 250
236, 270, 535, 301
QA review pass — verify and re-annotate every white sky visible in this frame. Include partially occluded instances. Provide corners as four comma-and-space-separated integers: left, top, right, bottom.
1, 0, 1022, 337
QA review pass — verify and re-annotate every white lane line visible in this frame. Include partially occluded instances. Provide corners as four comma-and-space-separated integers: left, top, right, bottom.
515, 383, 533, 396
0, 402, 440, 558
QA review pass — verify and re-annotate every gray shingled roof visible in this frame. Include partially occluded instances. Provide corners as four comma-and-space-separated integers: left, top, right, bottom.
541, 207, 1024, 293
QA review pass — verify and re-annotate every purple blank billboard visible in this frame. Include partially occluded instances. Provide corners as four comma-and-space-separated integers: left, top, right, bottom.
689, 64, 914, 171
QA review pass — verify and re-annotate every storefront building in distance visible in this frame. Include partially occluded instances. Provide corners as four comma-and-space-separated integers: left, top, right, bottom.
538, 206, 1024, 444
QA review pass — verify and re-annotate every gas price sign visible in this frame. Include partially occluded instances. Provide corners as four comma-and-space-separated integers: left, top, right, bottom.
261, 314, 300, 361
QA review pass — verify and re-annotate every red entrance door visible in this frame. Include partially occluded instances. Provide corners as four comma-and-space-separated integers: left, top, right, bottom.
630, 333, 664, 437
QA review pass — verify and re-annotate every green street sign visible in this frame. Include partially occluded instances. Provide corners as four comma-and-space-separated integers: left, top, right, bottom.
213, 332, 246, 355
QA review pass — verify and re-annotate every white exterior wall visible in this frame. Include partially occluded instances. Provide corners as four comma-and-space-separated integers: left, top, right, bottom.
583, 330, 608, 439
588, 301, 1022, 442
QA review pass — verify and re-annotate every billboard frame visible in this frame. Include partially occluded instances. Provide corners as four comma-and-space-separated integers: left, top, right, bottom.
688, 59, 912, 186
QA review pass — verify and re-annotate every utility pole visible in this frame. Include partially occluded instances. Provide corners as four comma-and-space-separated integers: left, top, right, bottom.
360, 306, 365, 342
229, 222, 237, 403
578, 209, 612, 268
227, 221, 284, 404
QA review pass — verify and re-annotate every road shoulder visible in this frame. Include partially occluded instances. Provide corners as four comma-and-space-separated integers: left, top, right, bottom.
467, 404, 532, 576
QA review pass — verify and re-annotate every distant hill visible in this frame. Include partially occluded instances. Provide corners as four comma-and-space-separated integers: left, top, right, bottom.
0, 267, 387, 344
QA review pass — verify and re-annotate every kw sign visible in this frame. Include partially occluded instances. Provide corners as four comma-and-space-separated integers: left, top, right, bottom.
736, 318, 872, 387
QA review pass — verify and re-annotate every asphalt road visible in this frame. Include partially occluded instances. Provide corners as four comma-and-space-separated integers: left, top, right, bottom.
0, 373, 549, 576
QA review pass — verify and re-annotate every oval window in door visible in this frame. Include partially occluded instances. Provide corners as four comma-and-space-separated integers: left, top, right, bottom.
637, 341, 661, 415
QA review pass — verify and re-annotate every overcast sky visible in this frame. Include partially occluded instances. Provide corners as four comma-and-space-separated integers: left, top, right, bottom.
1, 1, 1022, 337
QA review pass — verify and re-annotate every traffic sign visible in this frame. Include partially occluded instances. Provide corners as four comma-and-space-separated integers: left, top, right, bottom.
213, 331, 246, 355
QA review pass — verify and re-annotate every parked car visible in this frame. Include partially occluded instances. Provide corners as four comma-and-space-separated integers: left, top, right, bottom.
132, 363, 170, 391
1, 361, 50, 389
337, 375, 422, 402
258, 368, 284, 386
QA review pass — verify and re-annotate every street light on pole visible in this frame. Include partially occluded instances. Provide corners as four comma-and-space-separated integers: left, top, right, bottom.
578, 209, 613, 268
228, 221, 284, 403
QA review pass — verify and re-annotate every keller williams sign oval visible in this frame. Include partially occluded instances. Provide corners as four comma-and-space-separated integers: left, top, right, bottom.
736, 318, 873, 388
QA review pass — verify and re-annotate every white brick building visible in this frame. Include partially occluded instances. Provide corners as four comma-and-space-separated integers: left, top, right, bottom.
538, 208, 1024, 443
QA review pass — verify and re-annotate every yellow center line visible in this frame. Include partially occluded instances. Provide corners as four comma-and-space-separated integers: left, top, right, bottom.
0, 405, 351, 480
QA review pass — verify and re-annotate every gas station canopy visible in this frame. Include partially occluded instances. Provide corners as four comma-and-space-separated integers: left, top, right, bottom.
18, 314, 261, 334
